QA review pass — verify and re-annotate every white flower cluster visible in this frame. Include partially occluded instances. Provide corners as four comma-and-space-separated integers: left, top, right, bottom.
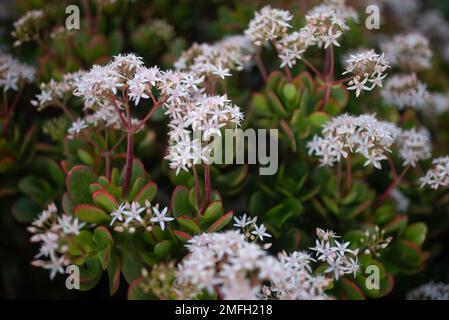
359, 226, 392, 257
310, 228, 360, 280
381, 33, 432, 72
233, 213, 271, 243
110, 200, 173, 233
343, 49, 390, 97
175, 35, 256, 79
381, 73, 429, 110
31, 71, 85, 111
302, 7, 349, 49
307, 114, 396, 169
28, 203, 85, 279
11, 10, 45, 47
176, 229, 356, 300
407, 282, 449, 300
397, 128, 432, 167
164, 91, 243, 174
244, 6, 293, 46
429, 92, 449, 115
276, 30, 310, 68
0, 53, 35, 92
420, 156, 449, 190
311, 0, 358, 23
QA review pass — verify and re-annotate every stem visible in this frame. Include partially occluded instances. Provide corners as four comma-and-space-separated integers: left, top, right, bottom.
204, 164, 211, 208
345, 157, 352, 194
82, 0, 95, 36
378, 166, 410, 204
302, 58, 322, 78
254, 50, 268, 83
104, 130, 111, 179
328, 46, 334, 81
387, 154, 398, 179
319, 83, 331, 111
123, 130, 134, 193
192, 165, 203, 211
336, 161, 342, 197
284, 66, 292, 81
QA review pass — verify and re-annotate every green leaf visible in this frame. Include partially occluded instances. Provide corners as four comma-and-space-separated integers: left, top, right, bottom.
67, 166, 97, 204
207, 211, 233, 232
171, 186, 196, 218
133, 182, 157, 206
308, 112, 331, 128
107, 250, 121, 295
267, 89, 287, 118
75, 204, 111, 224
93, 226, 114, 249
202, 201, 224, 223
177, 215, 201, 234
173, 230, 192, 242
154, 240, 171, 258
12, 197, 41, 223
403, 222, 427, 246
77, 149, 94, 165
93, 190, 119, 212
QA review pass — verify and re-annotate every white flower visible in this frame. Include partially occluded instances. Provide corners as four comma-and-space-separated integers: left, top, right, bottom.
407, 282, 449, 300
276, 31, 310, 68
233, 214, 257, 229
11, 10, 44, 47
67, 118, 88, 137
123, 201, 145, 225
397, 128, 432, 167
57, 215, 85, 235
110, 202, 129, 225
420, 156, 449, 189
390, 189, 410, 213
251, 224, 272, 241
150, 206, 174, 231
43, 255, 67, 280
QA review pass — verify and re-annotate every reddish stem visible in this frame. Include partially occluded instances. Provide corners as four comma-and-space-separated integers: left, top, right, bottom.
345, 157, 352, 194
204, 164, 211, 208
192, 165, 203, 212
378, 166, 410, 204
123, 131, 134, 193
255, 50, 268, 83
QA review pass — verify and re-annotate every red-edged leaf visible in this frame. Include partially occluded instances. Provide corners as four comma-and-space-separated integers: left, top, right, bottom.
207, 211, 233, 232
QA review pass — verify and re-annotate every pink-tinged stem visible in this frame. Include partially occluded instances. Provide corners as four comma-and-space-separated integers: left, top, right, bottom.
204, 164, 211, 208
302, 58, 322, 78
378, 166, 410, 204
192, 165, 203, 211
123, 130, 134, 193
387, 154, 398, 179
255, 50, 268, 83
336, 161, 342, 196
345, 157, 352, 194
328, 46, 334, 81
104, 130, 111, 180
284, 66, 292, 81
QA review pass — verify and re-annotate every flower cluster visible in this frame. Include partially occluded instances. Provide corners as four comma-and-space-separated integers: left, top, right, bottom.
175, 35, 256, 79
420, 156, 449, 189
0, 53, 35, 92
164, 92, 243, 174
276, 30, 310, 68
110, 201, 173, 233
176, 229, 356, 300
359, 226, 392, 257
28, 203, 85, 279
244, 6, 293, 46
11, 10, 45, 47
302, 8, 349, 49
381, 74, 429, 110
310, 0, 358, 23
397, 128, 432, 167
407, 282, 449, 300
307, 114, 396, 169
381, 33, 432, 72
429, 92, 449, 115
343, 49, 390, 97
310, 228, 360, 280
31, 71, 85, 111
